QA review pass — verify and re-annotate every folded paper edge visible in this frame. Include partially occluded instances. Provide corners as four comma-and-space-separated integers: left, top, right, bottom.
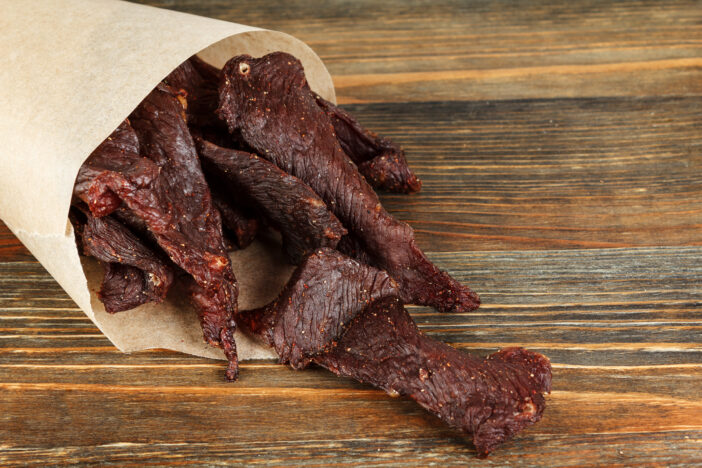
1, 5, 334, 361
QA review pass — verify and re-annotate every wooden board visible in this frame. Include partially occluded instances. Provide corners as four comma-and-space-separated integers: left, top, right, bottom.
1, 0, 701, 465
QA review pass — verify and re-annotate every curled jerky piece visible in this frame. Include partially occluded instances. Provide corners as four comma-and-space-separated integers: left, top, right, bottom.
218, 52, 479, 313
70, 206, 173, 313
73, 120, 146, 216
316, 96, 421, 193
197, 138, 346, 263
239, 249, 551, 457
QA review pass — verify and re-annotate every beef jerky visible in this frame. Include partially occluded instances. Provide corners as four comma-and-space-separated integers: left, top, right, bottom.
128, 83, 239, 380
167, 54, 421, 191
218, 52, 479, 313
74, 89, 239, 379
73, 120, 146, 216
197, 137, 346, 263
183, 277, 238, 377
69, 206, 173, 313
315, 96, 422, 193
211, 191, 259, 250
238, 249, 551, 457
335, 232, 374, 266
164, 56, 221, 128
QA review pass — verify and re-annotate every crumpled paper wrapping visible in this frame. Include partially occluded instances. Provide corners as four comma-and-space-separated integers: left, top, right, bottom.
0, 0, 336, 360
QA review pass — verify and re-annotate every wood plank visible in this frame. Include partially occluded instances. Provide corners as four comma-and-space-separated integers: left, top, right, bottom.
0, 386, 700, 465
1, 431, 700, 467
135, 0, 702, 103
370, 97, 702, 251
2, 96, 700, 255
2, 1, 701, 465
2, 246, 700, 359
0, 222, 31, 262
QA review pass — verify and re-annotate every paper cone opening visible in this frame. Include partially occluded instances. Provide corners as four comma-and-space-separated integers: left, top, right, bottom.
0, 0, 335, 360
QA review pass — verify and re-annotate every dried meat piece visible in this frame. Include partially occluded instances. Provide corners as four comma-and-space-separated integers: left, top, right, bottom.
128, 83, 239, 380
211, 191, 259, 250
218, 52, 479, 313
164, 56, 221, 128
335, 232, 375, 266
197, 138, 346, 264
69, 206, 173, 313
74, 90, 239, 379
183, 277, 238, 380
316, 96, 422, 193
73, 120, 146, 217
240, 248, 398, 368
238, 249, 551, 457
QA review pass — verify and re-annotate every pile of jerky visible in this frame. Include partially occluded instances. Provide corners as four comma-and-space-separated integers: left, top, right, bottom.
70, 52, 551, 457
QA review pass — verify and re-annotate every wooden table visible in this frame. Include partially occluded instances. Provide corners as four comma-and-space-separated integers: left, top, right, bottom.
2, 0, 701, 465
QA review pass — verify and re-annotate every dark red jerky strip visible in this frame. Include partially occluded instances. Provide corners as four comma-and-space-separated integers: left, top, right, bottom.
319, 300, 551, 457
73, 120, 150, 217
77, 112, 227, 297
211, 191, 259, 250
315, 96, 422, 194
69, 206, 173, 313
164, 56, 221, 128
238, 249, 551, 457
183, 277, 239, 381
128, 83, 239, 379
217, 52, 479, 313
240, 249, 397, 368
197, 138, 346, 264
335, 233, 375, 267
75, 90, 238, 378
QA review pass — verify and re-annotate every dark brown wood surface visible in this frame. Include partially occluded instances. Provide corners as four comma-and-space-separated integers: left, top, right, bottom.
1, 0, 701, 466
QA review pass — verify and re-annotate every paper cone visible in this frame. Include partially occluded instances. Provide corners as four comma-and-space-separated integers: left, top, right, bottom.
0, 0, 337, 360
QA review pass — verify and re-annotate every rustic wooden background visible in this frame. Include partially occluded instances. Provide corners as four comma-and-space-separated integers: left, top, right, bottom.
2, 0, 701, 465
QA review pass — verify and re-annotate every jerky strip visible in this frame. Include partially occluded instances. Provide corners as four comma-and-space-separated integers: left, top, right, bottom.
75, 94, 238, 379
197, 138, 347, 264
211, 191, 259, 250
238, 249, 551, 457
164, 56, 221, 128
129, 84, 239, 380
73, 120, 146, 216
70, 206, 173, 313
218, 53, 479, 313
184, 277, 238, 379
316, 96, 422, 193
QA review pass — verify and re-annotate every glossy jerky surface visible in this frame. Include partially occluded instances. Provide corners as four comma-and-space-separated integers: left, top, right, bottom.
74, 96, 239, 379
218, 52, 479, 313
129, 84, 239, 380
315, 96, 422, 193
70, 207, 173, 313
197, 138, 346, 264
73, 120, 151, 217
239, 249, 551, 457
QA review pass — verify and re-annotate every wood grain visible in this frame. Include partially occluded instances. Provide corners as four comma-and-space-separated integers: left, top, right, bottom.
1, 248, 700, 464
1, 0, 701, 465
0, 224, 31, 262
137, 0, 702, 103
2, 97, 700, 253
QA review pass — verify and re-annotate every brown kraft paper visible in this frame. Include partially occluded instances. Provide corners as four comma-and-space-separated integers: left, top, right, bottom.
0, 0, 337, 361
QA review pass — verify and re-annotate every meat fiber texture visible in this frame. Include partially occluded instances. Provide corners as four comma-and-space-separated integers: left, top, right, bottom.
239, 249, 552, 457
0, 0, 335, 360
218, 53, 480, 313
